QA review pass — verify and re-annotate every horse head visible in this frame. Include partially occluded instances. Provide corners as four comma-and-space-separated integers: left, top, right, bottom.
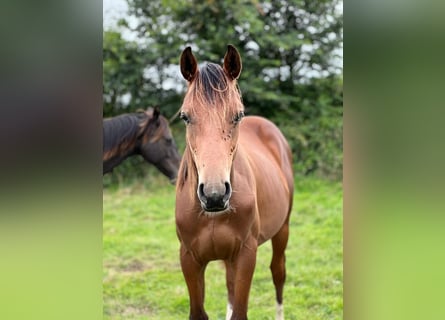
138, 107, 181, 184
179, 45, 244, 212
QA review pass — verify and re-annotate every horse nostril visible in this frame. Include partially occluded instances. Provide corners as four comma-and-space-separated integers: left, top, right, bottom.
198, 183, 205, 200
223, 182, 232, 201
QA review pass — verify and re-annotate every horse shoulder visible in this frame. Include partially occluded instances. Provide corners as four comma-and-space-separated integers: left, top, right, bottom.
241, 116, 293, 188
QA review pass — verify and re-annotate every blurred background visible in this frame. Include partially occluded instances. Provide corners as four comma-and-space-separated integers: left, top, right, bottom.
103, 0, 343, 185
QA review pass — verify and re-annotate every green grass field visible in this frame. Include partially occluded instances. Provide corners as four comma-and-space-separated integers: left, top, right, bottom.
103, 175, 342, 319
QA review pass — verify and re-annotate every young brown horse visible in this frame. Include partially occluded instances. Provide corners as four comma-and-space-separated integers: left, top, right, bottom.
103, 107, 181, 183
175, 45, 294, 320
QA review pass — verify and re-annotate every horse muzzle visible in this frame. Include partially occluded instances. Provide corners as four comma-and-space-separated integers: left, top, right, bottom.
197, 181, 232, 212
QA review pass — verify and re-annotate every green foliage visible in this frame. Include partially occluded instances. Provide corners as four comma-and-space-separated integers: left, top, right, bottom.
103, 0, 343, 179
103, 30, 183, 118
103, 31, 147, 116
103, 176, 343, 319
275, 76, 343, 180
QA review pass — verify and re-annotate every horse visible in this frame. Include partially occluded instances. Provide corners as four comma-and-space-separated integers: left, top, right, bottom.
175, 45, 294, 320
103, 107, 181, 183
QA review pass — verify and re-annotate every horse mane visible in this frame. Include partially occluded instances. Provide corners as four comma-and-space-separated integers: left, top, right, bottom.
103, 112, 147, 159
176, 147, 197, 197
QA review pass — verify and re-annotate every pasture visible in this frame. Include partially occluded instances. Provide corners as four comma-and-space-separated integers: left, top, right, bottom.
103, 175, 342, 319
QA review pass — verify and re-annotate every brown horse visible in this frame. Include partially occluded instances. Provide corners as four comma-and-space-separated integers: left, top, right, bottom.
175, 45, 294, 320
103, 107, 181, 183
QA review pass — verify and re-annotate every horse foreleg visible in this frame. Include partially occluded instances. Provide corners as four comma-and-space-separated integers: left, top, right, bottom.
230, 238, 258, 320
224, 260, 235, 320
180, 245, 208, 320
270, 222, 289, 320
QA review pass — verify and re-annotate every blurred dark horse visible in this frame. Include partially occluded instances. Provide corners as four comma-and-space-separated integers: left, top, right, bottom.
103, 107, 181, 183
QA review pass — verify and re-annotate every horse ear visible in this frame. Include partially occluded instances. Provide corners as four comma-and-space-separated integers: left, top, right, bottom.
153, 106, 160, 120
144, 107, 160, 128
223, 45, 242, 80
180, 47, 198, 82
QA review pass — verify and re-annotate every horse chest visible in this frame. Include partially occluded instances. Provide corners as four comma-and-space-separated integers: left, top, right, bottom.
186, 218, 254, 262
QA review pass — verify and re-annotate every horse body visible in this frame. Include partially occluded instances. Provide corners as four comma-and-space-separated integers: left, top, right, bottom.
103, 107, 181, 182
176, 115, 293, 251
176, 45, 293, 320
237, 116, 294, 243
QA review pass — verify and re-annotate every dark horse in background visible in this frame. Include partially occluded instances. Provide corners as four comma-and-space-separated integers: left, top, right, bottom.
175, 46, 293, 320
103, 107, 181, 183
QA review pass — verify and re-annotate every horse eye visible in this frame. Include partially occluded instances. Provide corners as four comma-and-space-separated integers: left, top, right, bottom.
180, 112, 191, 125
233, 111, 245, 124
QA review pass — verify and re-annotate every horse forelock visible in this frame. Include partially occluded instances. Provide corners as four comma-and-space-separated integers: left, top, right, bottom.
183, 63, 243, 120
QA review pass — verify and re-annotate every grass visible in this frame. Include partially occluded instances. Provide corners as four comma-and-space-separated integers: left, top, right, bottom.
103, 175, 342, 319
